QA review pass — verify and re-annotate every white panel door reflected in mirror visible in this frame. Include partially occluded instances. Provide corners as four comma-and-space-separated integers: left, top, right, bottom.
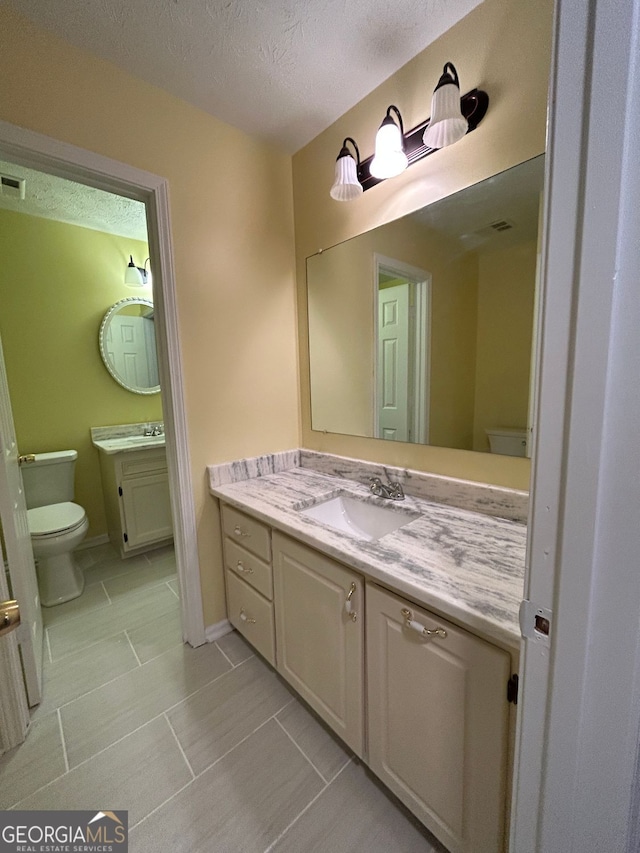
99, 297, 160, 394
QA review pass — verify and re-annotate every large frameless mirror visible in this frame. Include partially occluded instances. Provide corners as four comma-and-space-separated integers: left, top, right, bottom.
99, 297, 160, 394
306, 155, 544, 456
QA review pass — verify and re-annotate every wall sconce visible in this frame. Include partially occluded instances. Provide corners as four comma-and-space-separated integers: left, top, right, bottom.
370, 106, 408, 179
329, 62, 489, 201
124, 255, 151, 287
330, 138, 363, 201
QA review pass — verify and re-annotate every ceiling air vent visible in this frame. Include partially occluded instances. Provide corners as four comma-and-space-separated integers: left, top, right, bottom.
0, 173, 26, 200
473, 219, 515, 240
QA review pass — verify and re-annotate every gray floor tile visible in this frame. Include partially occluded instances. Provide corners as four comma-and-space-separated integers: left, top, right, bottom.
42, 582, 110, 627
0, 712, 66, 808
35, 634, 140, 718
167, 656, 291, 775
47, 584, 179, 660
145, 544, 175, 563
83, 553, 150, 587
216, 630, 254, 666
277, 699, 351, 782
271, 761, 443, 853
103, 560, 176, 600
61, 642, 231, 767
130, 719, 324, 852
15, 716, 193, 826
76, 542, 120, 571
167, 579, 180, 598
127, 608, 183, 663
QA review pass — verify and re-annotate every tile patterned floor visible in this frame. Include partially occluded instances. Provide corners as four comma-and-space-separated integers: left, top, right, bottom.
0, 543, 445, 852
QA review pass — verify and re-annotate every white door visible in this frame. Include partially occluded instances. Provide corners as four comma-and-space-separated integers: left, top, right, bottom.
0, 534, 30, 754
0, 333, 43, 707
107, 315, 154, 389
376, 283, 411, 441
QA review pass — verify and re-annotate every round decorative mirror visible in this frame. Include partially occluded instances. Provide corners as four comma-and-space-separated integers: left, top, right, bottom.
99, 297, 160, 395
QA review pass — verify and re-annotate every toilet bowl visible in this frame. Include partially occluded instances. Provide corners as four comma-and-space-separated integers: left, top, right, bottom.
21, 450, 88, 607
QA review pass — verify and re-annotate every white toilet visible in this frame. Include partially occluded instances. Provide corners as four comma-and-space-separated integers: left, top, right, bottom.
485, 427, 528, 457
21, 450, 88, 607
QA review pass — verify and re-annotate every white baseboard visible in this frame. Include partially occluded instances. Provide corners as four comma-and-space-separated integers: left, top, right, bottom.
205, 619, 232, 643
77, 534, 110, 551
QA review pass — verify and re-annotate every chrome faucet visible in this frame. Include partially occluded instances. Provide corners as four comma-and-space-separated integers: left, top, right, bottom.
369, 476, 405, 501
143, 424, 164, 437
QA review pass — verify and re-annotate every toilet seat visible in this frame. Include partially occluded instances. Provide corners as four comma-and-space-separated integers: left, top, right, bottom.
27, 502, 87, 538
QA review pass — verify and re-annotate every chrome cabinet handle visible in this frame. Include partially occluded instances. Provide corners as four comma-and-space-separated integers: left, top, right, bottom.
236, 560, 254, 575
401, 608, 447, 639
233, 525, 250, 538
345, 582, 357, 622
239, 608, 256, 624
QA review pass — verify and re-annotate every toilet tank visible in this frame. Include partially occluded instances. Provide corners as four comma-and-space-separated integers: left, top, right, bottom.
485, 428, 528, 458
21, 450, 78, 509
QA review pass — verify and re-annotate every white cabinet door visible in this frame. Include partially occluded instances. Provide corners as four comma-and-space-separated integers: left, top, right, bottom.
121, 471, 173, 551
367, 583, 511, 853
273, 532, 364, 757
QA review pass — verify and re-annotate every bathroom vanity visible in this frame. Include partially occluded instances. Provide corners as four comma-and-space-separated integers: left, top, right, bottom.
92, 424, 173, 557
209, 450, 526, 853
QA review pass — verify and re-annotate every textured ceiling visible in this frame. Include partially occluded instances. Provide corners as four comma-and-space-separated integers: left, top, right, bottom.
8, 0, 484, 152
0, 160, 148, 241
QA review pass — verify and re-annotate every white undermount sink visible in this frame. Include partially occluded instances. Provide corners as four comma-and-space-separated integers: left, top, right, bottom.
301, 494, 419, 541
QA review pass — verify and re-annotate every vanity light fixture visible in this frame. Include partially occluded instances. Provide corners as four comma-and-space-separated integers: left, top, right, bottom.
330, 138, 364, 201
124, 255, 151, 287
422, 63, 468, 149
329, 62, 489, 201
370, 106, 408, 179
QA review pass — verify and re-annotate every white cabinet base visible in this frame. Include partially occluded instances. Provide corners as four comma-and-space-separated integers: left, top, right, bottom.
367, 583, 511, 853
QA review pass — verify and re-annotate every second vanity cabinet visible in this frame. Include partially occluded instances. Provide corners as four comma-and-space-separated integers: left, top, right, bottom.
99, 448, 173, 557
221, 502, 513, 853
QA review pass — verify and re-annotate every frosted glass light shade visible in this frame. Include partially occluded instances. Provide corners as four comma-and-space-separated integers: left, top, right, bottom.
423, 65, 468, 149
330, 152, 363, 201
370, 119, 408, 179
125, 255, 144, 286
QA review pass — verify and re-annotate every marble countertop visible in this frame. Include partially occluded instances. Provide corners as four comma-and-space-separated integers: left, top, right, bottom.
92, 435, 166, 455
91, 422, 166, 455
210, 466, 526, 652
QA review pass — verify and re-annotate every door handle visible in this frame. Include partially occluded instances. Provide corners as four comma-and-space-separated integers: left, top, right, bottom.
0, 600, 20, 638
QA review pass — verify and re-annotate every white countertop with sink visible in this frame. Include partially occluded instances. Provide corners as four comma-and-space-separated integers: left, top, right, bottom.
208, 451, 527, 652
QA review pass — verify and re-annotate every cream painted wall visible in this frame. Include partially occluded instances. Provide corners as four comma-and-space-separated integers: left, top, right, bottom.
294, 0, 553, 489
0, 6, 298, 627
307, 216, 478, 447
0, 209, 160, 539
473, 240, 537, 451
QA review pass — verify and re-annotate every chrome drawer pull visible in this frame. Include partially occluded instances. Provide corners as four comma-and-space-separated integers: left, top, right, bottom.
401, 608, 447, 639
236, 560, 254, 575
344, 582, 357, 622
239, 608, 256, 624
233, 525, 250, 538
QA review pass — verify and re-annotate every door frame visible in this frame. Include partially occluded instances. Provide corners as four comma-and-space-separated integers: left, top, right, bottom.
372, 254, 431, 444
511, 0, 640, 848
0, 119, 205, 648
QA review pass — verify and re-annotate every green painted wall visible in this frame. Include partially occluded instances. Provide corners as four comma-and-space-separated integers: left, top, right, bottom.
0, 208, 163, 538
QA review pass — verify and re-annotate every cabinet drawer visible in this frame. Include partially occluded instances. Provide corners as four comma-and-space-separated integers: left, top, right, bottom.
224, 538, 273, 600
221, 505, 271, 561
120, 452, 168, 478
226, 570, 275, 666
